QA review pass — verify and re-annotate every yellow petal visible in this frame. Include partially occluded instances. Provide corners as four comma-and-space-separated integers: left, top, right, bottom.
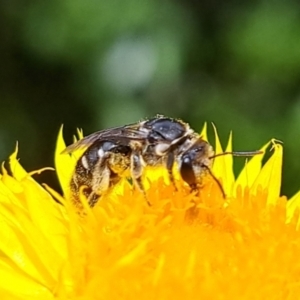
55, 126, 76, 197
0, 204, 57, 287
0, 161, 71, 297
0, 260, 54, 299
211, 124, 234, 196
251, 140, 282, 204
1, 166, 24, 195
9, 143, 27, 181
199, 122, 208, 141
224, 132, 235, 195
234, 141, 270, 194
75, 128, 84, 141
286, 190, 300, 227
21, 179, 68, 257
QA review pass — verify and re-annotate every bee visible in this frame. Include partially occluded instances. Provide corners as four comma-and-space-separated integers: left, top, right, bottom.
63, 115, 261, 207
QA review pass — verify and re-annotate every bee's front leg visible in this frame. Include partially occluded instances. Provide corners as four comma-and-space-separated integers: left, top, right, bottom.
130, 150, 151, 205
166, 152, 177, 190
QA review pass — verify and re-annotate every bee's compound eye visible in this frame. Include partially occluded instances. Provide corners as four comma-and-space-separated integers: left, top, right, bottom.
193, 145, 203, 153
180, 154, 196, 185
189, 141, 208, 157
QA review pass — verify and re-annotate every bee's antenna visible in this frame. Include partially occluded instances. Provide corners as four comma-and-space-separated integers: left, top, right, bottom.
209, 150, 263, 160
201, 165, 226, 199
204, 150, 262, 198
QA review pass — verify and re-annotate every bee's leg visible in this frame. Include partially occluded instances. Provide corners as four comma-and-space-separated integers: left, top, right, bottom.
179, 155, 200, 195
166, 152, 177, 190
189, 183, 199, 196
88, 158, 111, 207
70, 177, 85, 209
130, 151, 150, 205
87, 191, 101, 207
201, 164, 226, 198
184, 163, 226, 198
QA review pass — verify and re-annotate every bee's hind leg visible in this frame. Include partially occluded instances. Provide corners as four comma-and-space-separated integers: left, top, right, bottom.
87, 159, 111, 207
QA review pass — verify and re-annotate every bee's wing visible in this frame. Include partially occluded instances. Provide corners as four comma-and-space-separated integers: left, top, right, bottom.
62, 124, 148, 154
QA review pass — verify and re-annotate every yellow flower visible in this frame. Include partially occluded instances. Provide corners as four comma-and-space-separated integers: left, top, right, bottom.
1, 125, 300, 299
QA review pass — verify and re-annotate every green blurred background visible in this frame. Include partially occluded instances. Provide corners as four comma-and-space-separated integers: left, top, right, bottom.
1, 0, 300, 197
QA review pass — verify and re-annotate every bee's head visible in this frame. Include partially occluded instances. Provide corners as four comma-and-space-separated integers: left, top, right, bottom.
179, 139, 214, 187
